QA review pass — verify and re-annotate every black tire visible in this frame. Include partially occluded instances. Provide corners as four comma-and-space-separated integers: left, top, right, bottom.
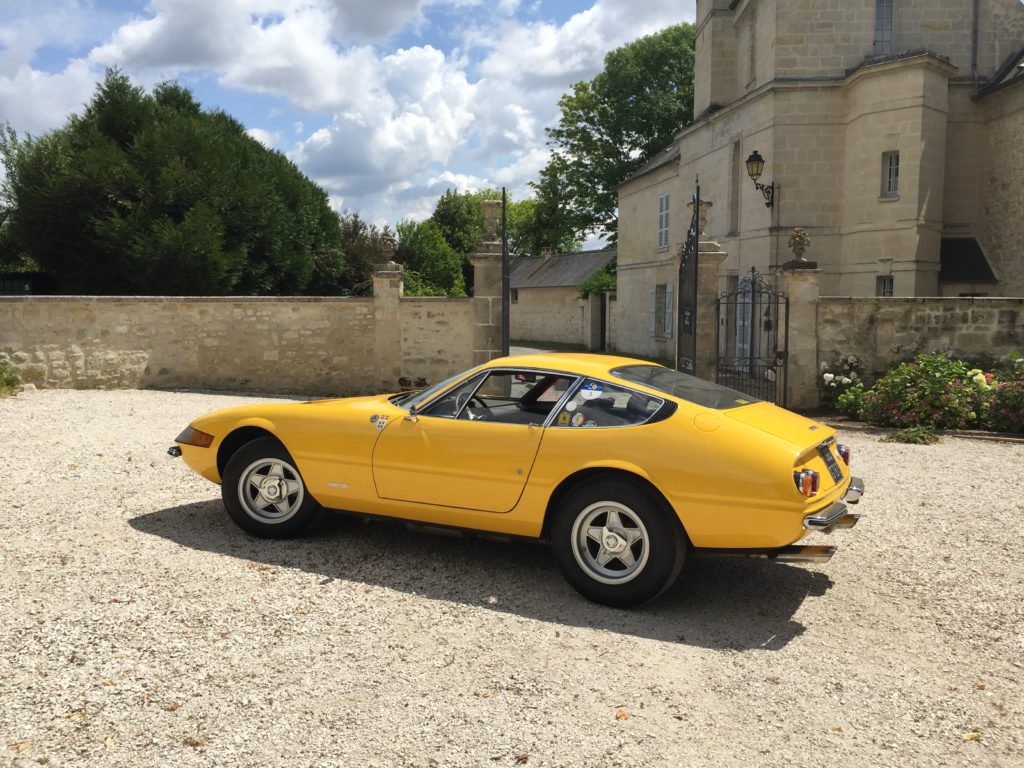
221, 437, 322, 538
550, 478, 686, 608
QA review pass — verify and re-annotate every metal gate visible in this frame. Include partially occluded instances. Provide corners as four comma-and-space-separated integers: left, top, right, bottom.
716, 268, 789, 406
675, 182, 700, 374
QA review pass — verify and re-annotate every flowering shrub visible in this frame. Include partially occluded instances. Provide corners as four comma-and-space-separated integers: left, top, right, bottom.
818, 354, 863, 408
861, 353, 984, 429
987, 380, 1024, 433
835, 381, 866, 419
823, 351, 1023, 433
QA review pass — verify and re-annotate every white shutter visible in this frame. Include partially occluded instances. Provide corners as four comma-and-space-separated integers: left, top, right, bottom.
649, 285, 656, 337
664, 283, 674, 339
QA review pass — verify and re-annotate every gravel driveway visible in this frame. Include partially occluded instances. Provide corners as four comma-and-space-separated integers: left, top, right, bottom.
1, 390, 1022, 767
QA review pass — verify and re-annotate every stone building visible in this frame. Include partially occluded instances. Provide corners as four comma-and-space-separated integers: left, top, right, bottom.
615, 0, 1024, 361
510, 248, 615, 349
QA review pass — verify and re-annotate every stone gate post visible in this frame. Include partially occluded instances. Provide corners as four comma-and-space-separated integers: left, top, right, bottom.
780, 264, 822, 410
695, 240, 726, 381
372, 261, 404, 389
468, 200, 504, 365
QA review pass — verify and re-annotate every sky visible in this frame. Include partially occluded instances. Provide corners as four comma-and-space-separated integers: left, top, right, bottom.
0, 0, 695, 239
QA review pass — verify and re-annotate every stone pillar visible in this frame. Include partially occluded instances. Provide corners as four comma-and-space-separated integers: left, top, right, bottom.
780, 264, 822, 410
468, 200, 503, 365
695, 240, 727, 381
372, 261, 404, 389
580, 293, 603, 351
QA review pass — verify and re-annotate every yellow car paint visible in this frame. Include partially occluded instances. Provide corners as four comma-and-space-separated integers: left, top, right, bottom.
176, 353, 854, 549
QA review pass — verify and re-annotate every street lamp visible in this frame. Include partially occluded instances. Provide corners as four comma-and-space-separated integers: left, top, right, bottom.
745, 150, 775, 208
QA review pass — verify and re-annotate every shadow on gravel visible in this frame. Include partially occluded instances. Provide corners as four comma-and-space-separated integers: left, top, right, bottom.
131, 501, 833, 651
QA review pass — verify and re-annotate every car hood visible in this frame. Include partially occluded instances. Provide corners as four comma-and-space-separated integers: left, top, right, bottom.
723, 402, 835, 454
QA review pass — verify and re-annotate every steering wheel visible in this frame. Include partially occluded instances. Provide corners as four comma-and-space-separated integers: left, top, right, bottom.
455, 391, 486, 414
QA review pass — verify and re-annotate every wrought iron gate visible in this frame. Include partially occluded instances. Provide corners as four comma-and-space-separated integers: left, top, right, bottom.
716, 268, 789, 406
675, 182, 700, 374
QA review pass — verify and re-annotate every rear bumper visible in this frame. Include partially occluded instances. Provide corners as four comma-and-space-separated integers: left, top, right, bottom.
803, 476, 865, 531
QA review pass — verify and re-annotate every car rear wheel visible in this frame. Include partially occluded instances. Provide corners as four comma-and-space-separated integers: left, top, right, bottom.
551, 478, 685, 607
221, 437, 321, 538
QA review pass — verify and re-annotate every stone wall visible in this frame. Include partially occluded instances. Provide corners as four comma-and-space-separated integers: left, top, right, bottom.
817, 297, 1024, 377
0, 258, 501, 396
510, 286, 584, 346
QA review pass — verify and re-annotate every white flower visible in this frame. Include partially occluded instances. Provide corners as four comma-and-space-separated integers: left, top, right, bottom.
823, 373, 835, 383
848, 355, 858, 365
840, 376, 852, 385
850, 371, 858, 380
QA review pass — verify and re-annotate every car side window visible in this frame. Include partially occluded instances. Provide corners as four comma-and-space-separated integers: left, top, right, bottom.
552, 378, 663, 428
422, 375, 484, 419
422, 370, 575, 425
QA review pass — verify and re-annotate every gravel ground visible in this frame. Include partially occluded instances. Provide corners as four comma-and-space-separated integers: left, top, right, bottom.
1, 389, 1022, 768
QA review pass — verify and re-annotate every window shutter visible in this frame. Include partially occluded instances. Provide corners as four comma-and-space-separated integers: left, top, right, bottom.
649, 286, 656, 337
664, 283, 674, 338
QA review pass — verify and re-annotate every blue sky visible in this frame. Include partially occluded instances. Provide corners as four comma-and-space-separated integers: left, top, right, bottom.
0, 0, 695, 235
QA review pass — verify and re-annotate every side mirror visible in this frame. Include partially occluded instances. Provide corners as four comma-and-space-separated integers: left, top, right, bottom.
404, 404, 420, 422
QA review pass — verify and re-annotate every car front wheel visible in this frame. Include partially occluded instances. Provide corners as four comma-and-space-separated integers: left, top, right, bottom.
551, 478, 685, 607
221, 437, 321, 538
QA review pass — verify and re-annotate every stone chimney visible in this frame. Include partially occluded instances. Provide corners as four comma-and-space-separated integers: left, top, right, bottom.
539, 246, 554, 261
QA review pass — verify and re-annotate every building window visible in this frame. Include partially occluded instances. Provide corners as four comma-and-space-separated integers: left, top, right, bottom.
510, 288, 518, 304
650, 283, 674, 339
657, 194, 670, 248
874, 0, 893, 55
881, 151, 899, 197
876, 275, 894, 297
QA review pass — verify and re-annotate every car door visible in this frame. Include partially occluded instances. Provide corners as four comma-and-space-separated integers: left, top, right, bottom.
371, 370, 574, 513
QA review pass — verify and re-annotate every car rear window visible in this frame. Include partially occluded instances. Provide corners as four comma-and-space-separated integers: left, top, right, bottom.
610, 365, 760, 410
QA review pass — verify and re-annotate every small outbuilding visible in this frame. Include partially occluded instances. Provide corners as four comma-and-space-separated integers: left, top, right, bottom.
509, 247, 615, 350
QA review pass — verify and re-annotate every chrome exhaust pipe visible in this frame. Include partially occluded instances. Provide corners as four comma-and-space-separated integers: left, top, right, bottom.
844, 476, 864, 504
767, 545, 836, 563
695, 544, 837, 563
832, 513, 860, 530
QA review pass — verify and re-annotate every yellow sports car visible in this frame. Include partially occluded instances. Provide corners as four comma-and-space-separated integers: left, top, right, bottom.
170, 353, 863, 607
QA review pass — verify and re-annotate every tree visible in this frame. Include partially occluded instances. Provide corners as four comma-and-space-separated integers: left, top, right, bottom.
395, 219, 465, 296
510, 178, 582, 257
306, 212, 395, 296
0, 69, 343, 295
539, 23, 695, 242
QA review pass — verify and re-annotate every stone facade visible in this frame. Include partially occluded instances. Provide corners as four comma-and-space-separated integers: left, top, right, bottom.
0, 258, 503, 395
615, 0, 1024, 359
817, 297, 1024, 377
511, 287, 585, 344
784, 266, 1023, 408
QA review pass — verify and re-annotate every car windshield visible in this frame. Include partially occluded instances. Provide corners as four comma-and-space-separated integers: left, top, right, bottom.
391, 370, 472, 411
610, 365, 759, 410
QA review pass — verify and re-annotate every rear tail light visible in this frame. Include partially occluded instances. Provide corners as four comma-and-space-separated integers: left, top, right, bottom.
837, 443, 851, 465
794, 469, 820, 497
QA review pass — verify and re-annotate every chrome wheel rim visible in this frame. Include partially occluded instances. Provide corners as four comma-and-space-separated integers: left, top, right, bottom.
571, 501, 650, 585
237, 458, 305, 524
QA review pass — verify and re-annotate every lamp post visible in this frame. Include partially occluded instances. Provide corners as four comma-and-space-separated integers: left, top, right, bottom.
745, 150, 775, 208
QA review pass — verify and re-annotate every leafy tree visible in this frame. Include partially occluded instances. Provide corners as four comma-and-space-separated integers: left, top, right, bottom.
306, 212, 395, 296
0, 69, 343, 295
395, 219, 465, 296
430, 189, 491, 256
539, 23, 695, 242
506, 194, 581, 257
578, 258, 616, 297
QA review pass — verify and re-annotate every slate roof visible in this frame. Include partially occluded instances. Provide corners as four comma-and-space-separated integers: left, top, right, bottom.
619, 144, 680, 186
510, 248, 616, 290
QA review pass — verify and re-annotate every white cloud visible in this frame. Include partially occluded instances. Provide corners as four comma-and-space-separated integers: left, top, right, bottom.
0, 0, 697, 228
246, 127, 280, 147
0, 59, 100, 137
